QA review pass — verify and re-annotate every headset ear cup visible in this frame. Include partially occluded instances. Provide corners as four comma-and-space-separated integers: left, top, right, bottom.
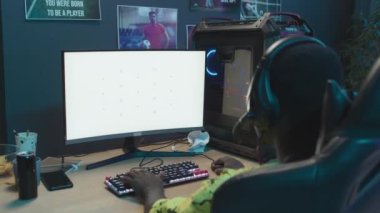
251, 58, 280, 123
262, 67, 280, 121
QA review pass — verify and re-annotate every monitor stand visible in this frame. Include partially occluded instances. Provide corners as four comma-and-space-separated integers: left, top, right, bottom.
86, 137, 195, 170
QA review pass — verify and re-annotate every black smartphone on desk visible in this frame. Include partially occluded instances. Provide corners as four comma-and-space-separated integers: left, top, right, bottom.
41, 170, 73, 191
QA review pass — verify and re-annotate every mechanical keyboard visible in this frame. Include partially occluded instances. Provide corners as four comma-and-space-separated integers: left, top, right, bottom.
104, 161, 209, 196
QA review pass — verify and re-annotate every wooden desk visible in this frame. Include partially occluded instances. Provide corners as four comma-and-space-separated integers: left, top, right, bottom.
0, 145, 257, 213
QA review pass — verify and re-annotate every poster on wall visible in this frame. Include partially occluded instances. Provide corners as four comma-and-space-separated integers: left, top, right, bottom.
240, 0, 281, 20
190, 0, 240, 11
118, 5, 177, 49
186, 25, 196, 49
25, 0, 101, 20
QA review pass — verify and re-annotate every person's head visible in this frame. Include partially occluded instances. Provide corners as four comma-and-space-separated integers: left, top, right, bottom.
247, 36, 343, 162
148, 11, 157, 24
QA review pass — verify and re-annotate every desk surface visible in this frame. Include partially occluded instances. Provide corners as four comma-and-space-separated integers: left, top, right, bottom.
0, 144, 257, 213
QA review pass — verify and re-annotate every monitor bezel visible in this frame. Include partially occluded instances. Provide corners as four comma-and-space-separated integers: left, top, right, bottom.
61, 49, 206, 145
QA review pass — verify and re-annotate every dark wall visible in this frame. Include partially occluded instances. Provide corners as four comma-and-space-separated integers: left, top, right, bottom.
0, 1, 6, 145
283, 0, 354, 49
1, 0, 354, 157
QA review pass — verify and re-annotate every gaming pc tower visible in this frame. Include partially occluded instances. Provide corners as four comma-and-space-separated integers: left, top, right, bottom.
192, 13, 284, 161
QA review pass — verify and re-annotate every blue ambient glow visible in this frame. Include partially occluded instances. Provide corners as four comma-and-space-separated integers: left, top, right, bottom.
206, 49, 218, 76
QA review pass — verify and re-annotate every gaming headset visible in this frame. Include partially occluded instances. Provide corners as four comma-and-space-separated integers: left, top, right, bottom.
231, 36, 328, 162
247, 35, 327, 124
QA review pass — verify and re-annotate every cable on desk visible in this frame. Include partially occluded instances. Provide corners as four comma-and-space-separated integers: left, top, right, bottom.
199, 153, 215, 162
130, 137, 215, 171
134, 139, 188, 170
136, 135, 188, 148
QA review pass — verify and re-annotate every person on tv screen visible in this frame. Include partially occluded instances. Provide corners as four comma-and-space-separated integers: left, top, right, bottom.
142, 11, 169, 49
122, 37, 343, 213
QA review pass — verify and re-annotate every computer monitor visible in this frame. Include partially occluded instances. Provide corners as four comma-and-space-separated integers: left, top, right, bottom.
62, 50, 206, 169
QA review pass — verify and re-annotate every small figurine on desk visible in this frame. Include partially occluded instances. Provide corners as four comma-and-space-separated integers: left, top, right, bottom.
14, 130, 38, 154
187, 130, 210, 153
121, 36, 344, 213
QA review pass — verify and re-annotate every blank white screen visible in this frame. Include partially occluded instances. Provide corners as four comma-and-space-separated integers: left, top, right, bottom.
63, 51, 205, 144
